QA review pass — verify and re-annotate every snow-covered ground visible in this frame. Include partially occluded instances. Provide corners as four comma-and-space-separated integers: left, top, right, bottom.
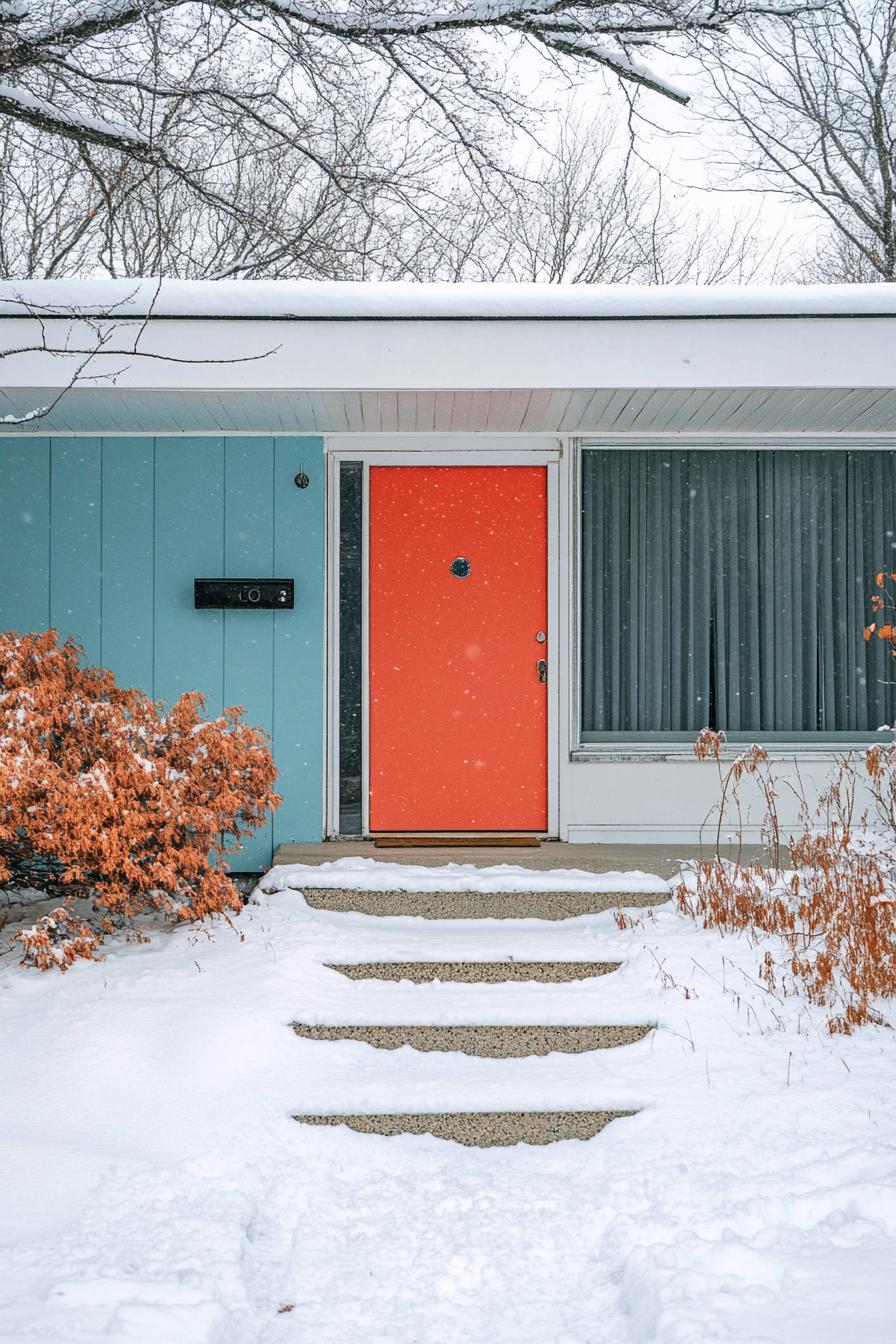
1, 862, 895, 1343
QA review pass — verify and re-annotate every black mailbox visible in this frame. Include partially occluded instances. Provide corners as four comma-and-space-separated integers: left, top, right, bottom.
194, 579, 294, 609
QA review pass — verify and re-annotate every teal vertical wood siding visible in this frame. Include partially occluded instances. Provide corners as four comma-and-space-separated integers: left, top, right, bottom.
0, 435, 325, 865
50, 439, 103, 665
0, 438, 51, 632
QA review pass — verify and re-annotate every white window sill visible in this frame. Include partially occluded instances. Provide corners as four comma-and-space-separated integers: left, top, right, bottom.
570, 742, 879, 763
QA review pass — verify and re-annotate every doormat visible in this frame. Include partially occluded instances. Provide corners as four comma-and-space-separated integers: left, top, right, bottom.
373, 836, 541, 848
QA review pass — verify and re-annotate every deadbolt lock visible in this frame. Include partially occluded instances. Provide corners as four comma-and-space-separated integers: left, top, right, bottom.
535, 630, 546, 643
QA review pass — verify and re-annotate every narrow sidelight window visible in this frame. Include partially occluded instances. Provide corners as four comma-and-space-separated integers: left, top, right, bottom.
580, 448, 896, 740
339, 462, 363, 832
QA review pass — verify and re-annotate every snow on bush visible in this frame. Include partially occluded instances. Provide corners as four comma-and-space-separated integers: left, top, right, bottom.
0, 630, 279, 968
681, 727, 896, 1033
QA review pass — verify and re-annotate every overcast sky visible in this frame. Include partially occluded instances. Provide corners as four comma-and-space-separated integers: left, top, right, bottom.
523, 43, 820, 282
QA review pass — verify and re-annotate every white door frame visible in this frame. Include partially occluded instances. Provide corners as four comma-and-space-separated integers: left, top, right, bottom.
325, 437, 562, 838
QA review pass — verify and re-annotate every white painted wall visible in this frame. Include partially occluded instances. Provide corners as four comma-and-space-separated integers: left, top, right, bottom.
559, 754, 879, 845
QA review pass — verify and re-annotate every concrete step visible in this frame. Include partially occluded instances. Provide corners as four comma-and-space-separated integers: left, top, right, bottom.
327, 960, 621, 983
301, 888, 669, 920
271, 839, 712, 879
291, 1023, 652, 1056
293, 1110, 635, 1146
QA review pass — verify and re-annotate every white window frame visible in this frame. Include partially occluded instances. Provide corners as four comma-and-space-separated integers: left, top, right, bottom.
571, 435, 896, 760
325, 435, 563, 837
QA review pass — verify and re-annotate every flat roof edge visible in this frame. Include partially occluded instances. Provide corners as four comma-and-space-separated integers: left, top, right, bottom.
4, 310, 896, 323
4, 281, 896, 323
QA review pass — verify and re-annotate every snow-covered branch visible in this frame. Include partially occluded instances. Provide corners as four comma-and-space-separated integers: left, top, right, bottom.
0, 79, 147, 151
0, 0, 821, 172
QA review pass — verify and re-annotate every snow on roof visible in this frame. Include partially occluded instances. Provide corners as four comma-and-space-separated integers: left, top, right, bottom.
2, 278, 896, 321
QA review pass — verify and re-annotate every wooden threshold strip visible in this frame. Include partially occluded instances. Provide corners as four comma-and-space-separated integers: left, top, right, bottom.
373, 835, 541, 848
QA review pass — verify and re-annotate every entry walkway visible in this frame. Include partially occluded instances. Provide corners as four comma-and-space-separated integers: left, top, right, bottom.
290, 887, 661, 1143
271, 853, 670, 1146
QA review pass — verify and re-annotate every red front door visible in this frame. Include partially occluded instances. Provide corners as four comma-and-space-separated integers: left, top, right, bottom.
369, 465, 548, 831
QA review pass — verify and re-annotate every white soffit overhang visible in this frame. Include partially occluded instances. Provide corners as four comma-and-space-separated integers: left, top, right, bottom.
3, 386, 896, 435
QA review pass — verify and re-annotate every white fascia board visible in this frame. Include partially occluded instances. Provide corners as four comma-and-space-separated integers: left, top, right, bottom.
2, 315, 896, 391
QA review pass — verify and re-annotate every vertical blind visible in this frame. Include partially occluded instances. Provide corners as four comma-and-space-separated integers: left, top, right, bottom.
580, 449, 896, 737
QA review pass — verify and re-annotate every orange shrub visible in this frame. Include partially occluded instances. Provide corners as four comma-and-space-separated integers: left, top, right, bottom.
0, 630, 280, 968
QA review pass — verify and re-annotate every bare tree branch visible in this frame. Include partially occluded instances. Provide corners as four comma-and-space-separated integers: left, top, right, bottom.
704, 0, 896, 280
0, 285, 280, 425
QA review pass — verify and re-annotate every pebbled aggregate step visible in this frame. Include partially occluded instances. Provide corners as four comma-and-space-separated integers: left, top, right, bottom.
298, 888, 669, 920
291, 1022, 652, 1056
293, 1110, 636, 1146
327, 960, 621, 983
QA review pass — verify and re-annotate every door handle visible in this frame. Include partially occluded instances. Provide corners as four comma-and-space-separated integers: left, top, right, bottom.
536, 658, 547, 684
